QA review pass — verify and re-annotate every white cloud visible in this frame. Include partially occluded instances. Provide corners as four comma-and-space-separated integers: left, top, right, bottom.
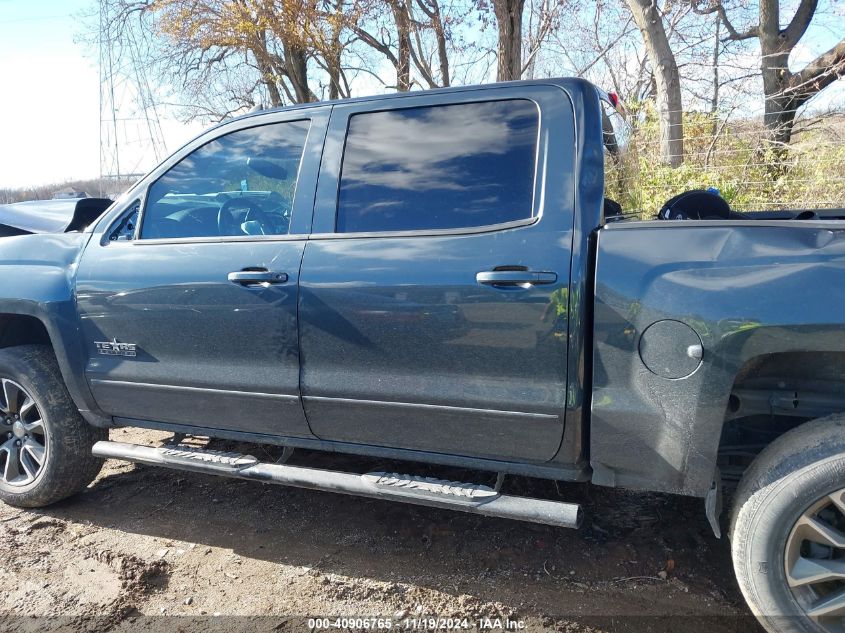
341, 101, 538, 193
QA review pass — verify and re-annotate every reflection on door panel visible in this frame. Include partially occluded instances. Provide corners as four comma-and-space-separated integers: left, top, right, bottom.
300, 96, 573, 462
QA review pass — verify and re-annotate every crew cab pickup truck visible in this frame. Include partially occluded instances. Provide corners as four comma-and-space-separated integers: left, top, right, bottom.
1, 78, 844, 633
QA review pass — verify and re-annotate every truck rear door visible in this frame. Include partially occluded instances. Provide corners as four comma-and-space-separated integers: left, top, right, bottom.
298, 85, 577, 462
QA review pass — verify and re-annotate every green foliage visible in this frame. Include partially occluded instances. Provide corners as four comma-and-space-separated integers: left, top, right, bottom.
614, 102, 845, 218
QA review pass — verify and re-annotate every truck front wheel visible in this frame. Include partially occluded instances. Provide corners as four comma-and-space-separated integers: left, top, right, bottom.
731, 415, 845, 633
0, 345, 106, 508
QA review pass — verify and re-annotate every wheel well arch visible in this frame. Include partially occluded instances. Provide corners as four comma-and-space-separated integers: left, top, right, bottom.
718, 350, 845, 485
0, 313, 52, 350
0, 311, 112, 427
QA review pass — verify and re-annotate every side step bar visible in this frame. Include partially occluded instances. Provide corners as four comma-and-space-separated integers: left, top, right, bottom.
92, 441, 582, 529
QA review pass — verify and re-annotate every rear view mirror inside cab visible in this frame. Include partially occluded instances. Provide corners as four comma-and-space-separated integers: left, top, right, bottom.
247, 157, 288, 181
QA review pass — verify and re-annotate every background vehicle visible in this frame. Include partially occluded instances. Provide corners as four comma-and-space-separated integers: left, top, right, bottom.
1, 78, 843, 633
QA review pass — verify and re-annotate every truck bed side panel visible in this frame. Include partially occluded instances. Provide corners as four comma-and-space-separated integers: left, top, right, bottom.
591, 221, 845, 496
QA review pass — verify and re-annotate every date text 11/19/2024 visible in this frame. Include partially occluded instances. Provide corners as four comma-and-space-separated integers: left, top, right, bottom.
306, 617, 526, 630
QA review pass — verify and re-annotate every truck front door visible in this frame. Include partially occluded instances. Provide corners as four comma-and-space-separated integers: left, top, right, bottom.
76, 109, 328, 438
299, 86, 576, 462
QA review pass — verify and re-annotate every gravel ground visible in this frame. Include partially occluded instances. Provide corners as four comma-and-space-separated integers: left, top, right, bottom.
0, 428, 762, 633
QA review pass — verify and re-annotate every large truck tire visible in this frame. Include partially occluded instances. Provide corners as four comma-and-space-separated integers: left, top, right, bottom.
0, 345, 106, 508
731, 415, 845, 633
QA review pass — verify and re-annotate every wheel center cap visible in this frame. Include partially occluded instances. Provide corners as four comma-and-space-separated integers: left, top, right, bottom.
12, 421, 25, 439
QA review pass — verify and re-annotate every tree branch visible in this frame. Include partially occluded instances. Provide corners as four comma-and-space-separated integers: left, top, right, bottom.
349, 23, 399, 67
790, 37, 845, 101
690, 1, 757, 41
783, 0, 817, 49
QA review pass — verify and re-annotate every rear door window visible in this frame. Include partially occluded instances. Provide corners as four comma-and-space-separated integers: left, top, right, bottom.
336, 100, 539, 233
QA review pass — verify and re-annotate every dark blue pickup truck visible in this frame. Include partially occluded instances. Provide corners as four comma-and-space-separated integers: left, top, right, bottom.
1, 78, 844, 633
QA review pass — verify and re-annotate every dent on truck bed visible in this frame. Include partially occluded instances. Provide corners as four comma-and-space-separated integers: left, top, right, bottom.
590, 222, 845, 497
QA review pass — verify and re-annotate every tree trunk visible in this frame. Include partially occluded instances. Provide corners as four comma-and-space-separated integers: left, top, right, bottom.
391, 1, 412, 90
764, 94, 798, 151
699, 0, 845, 150
626, 0, 684, 167
327, 52, 342, 100
762, 56, 797, 148
710, 14, 720, 137
493, 0, 525, 81
430, 0, 450, 86
257, 58, 284, 107
286, 43, 315, 103
758, 1, 791, 146
327, 0, 344, 100
252, 31, 284, 107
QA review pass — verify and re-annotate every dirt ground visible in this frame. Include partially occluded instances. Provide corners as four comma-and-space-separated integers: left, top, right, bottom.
0, 428, 762, 633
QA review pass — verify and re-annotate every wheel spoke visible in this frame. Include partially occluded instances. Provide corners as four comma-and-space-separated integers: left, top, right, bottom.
796, 515, 845, 549
828, 490, 845, 517
1, 379, 21, 414
19, 394, 36, 418
788, 556, 845, 587
18, 451, 37, 480
23, 418, 44, 435
807, 587, 845, 618
785, 487, 845, 632
2, 444, 21, 483
22, 440, 45, 466
0, 380, 45, 486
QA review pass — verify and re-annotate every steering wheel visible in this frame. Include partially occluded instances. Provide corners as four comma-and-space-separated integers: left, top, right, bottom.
217, 198, 270, 236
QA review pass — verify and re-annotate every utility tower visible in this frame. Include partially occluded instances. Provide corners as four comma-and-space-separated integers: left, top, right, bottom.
98, 0, 167, 195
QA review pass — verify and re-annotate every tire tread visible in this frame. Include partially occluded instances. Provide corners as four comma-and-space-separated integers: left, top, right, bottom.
0, 345, 106, 508
730, 415, 845, 633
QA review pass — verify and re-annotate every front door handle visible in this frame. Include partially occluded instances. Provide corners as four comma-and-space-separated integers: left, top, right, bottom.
476, 270, 558, 286
228, 270, 288, 285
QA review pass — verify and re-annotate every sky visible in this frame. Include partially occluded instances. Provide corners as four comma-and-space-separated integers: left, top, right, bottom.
0, 0, 204, 189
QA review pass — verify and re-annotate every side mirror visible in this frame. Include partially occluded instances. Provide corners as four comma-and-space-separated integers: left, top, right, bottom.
247, 157, 287, 181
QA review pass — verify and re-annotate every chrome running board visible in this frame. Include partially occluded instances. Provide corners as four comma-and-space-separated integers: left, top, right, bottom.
92, 441, 582, 529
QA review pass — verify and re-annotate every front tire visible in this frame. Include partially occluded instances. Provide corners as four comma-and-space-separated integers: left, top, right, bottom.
731, 415, 845, 633
0, 345, 106, 508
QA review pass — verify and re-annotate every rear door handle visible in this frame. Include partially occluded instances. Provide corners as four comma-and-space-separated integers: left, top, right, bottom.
228, 270, 288, 285
476, 270, 558, 286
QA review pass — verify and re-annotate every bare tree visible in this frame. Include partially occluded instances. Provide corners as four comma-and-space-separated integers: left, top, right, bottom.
101, 0, 464, 118
151, 0, 321, 105
415, 0, 452, 86
311, 0, 351, 100
693, 0, 845, 146
543, 1, 647, 102
626, 0, 684, 166
351, 0, 458, 90
522, 0, 562, 79
540, 0, 727, 113
709, 12, 720, 124
98, 0, 326, 117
